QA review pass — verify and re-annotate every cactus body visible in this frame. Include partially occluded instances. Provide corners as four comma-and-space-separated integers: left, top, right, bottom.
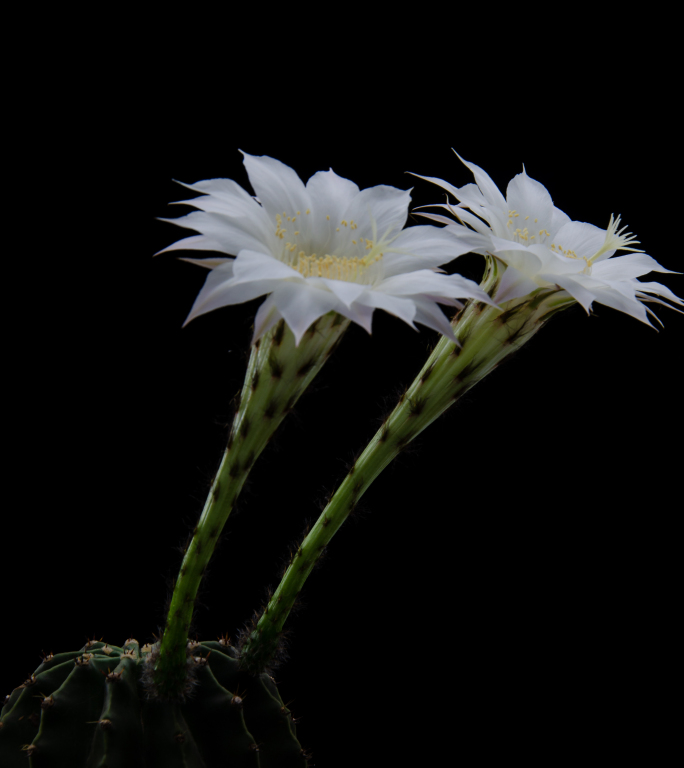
0, 639, 306, 768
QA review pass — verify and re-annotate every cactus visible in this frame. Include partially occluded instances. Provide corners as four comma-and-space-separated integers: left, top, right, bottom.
0, 638, 306, 768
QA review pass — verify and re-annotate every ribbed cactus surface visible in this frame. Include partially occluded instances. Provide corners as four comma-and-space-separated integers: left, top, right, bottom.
0, 639, 306, 768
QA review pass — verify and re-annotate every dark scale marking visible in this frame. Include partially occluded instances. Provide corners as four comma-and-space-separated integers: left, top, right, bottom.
420, 365, 434, 384
408, 396, 426, 417
459, 361, 479, 381
273, 321, 285, 346
212, 481, 221, 503
322, 515, 331, 527
240, 418, 251, 439
180, 566, 187, 577
251, 370, 260, 391
227, 431, 235, 450
379, 422, 391, 443
396, 436, 410, 453
229, 460, 241, 478
331, 312, 344, 328
209, 527, 219, 539
306, 318, 319, 335
263, 401, 277, 419
296, 359, 316, 378
196, 541, 202, 555
349, 462, 356, 475
244, 450, 255, 468
269, 356, 284, 379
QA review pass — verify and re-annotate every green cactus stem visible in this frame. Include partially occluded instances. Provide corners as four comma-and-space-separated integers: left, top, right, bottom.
239, 257, 576, 672
154, 313, 349, 698
0, 639, 307, 767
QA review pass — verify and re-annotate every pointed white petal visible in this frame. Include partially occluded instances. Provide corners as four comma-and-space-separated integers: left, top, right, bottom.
539, 273, 596, 313
552, 221, 607, 259
354, 290, 417, 328
231, 250, 303, 283
174, 178, 255, 205
493, 267, 540, 304
453, 151, 508, 209
410, 296, 458, 341
590, 286, 655, 326
305, 169, 360, 222
315, 278, 366, 307
550, 206, 571, 235
591, 253, 679, 280
341, 185, 411, 239
158, 211, 272, 256
633, 281, 684, 306
271, 283, 341, 346
488, 237, 543, 274
505, 171, 555, 232
391, 225, 476, 268
336, 301, 375, 334
154, 233, 227, 256
407, 172, 461, 199
241, 152, 313, 221
251, 293, 283, 343
178, 256, 234, 270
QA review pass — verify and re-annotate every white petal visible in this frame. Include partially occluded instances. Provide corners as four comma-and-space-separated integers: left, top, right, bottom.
271, 283, 341, 346
174, 178, 255, 206
178, 256, 234, 270
231, 250, 304, 283
411, 296, 458, 341
633, 281, 684, 306
377, 270, 467, 297
591, 253, 679, 281
183, 264, 273, 326
391, 225, 474, 268
488, 237, 543, 274
407, 172, 461, 199
590, 286, 654, 326
158, 211, 272, 256
241, 152, 313, 221
251, 293, 283, 343
305, 169, 360, 223
354, 290, 417, 328
539, 273, 596, 314
493, 267, 540, 304
505, 170, 554, 232
154, 233, 228, 257
453, 151, 508, 209
315, 278, 366, 307
553, 221, 607, 259
550, 206, 571, 235
341, 185, 411, 239
336, 301, 375, 334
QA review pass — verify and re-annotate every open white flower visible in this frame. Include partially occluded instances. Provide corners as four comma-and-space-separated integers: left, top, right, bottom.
413, 153, 682, 327
157, 153, 491, 345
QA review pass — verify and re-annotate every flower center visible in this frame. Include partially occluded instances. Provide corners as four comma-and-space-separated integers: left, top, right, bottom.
505, 210, 551, 244
273, 211, 387, 284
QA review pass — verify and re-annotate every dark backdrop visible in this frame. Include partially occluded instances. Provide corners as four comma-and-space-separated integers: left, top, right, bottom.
3, 91, 680, 765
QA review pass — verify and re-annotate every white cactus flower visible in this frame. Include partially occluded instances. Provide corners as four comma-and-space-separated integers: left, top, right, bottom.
413, 153, 683, 327
157, 153, 491, 345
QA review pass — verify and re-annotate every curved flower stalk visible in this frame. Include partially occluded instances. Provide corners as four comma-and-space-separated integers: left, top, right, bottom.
239, 158, 682, 674
152, 154, 490, 697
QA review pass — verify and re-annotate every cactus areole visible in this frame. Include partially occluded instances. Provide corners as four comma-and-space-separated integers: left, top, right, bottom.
0, 639, 307, 767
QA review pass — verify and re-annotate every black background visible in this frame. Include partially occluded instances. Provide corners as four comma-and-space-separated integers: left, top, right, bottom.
3, 74, 680, 765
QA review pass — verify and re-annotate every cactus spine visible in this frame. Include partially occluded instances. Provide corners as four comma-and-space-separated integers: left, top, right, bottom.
153, 313, 349, 698
239, 257, 576, 671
